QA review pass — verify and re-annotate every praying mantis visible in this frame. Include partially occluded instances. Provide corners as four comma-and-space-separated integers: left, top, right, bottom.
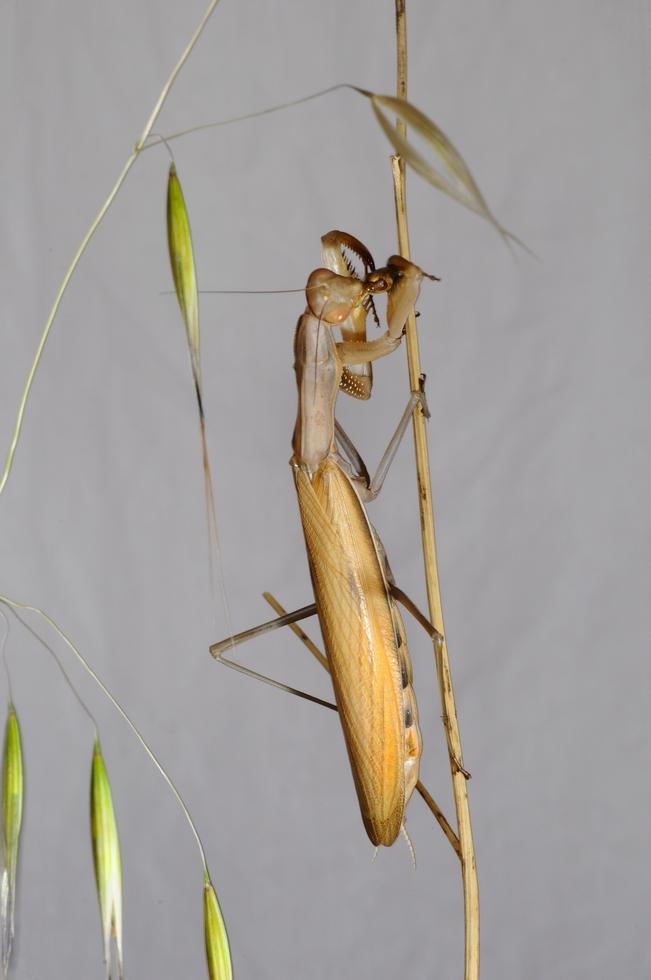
210, 231, 457, 851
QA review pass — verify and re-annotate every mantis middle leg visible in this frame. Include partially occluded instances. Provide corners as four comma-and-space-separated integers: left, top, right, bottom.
335, 387, 430, 502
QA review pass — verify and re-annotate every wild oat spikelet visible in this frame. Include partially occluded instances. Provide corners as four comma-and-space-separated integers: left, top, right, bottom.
204, 873, 232, 980
359, 90, 527, 250
167, 162, 201, 391
166, 159, 226, 611
1, 703, 23, 978
90, 739, 123, 980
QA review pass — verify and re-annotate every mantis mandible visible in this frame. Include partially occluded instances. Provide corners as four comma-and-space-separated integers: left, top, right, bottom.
210, 232, 453, 850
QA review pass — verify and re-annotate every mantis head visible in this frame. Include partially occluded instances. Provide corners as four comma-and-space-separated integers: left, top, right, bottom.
305, 268, 370, 325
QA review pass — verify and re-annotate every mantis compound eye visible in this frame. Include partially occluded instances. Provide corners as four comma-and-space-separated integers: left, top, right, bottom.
366, 269, 394, 294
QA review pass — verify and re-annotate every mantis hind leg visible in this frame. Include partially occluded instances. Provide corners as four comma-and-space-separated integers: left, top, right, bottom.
261, 592, 462, 860
212, 651, 337, 713
209, 590, 463, 853
388, 584, 442, 644
209, 602, 317, 658
388, 584, 471, 781
209, 602, 336, 710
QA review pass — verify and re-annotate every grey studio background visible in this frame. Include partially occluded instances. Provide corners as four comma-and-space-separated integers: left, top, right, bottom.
1, 2, 649, 978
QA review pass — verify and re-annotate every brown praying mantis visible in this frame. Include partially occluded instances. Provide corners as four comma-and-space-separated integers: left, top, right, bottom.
210, 231, 461, 852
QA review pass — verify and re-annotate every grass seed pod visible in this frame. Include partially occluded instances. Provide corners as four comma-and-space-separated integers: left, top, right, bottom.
204, 873, 233, 980
1, 703, 23, 977
167, 161, 201, 389
90, 739, 123, 980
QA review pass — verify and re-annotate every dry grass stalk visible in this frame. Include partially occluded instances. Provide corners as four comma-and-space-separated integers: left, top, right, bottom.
391, 3, 480, 978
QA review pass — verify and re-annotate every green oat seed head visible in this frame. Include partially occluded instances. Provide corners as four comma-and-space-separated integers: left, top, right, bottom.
90, 739, 123, 980
1, 703, 23, 978
167, 162, 201, 391
204, 873, 233, 980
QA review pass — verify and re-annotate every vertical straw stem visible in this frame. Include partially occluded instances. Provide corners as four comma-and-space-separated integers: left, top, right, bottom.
391, 4, 480, 978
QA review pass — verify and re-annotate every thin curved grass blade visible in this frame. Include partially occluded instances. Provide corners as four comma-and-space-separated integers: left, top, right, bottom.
90, 740, 123, 980
204, 874, 232, 980
1, 704, 23, 978
167, 162, 201, 391
365, 91, 528, 251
